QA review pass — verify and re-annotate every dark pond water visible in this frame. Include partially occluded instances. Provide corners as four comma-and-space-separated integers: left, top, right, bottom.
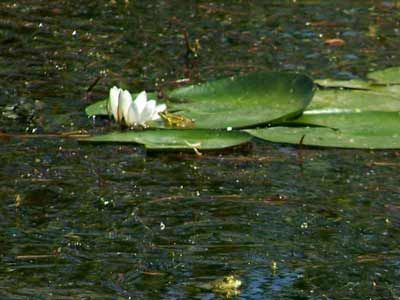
1, 1, 400, 299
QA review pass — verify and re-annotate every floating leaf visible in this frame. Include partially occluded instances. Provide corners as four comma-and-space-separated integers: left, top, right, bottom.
167, 72, 314, 129
246, 112, 400, 149
85, 99, 107, 117
314, 78, 371, 90
293, 111, 400, 130
80, 129, 252, 150
308, 87, 400, 113
367, 67, 400, 85
261, 68, 400, 149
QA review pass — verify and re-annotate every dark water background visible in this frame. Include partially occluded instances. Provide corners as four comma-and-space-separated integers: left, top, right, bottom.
1, 1, 400, 299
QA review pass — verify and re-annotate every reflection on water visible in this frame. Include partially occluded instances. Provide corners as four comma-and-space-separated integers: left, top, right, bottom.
1, 1, 400, 299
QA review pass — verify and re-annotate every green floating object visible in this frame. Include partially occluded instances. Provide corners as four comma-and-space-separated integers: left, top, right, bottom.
167, 71, 314, 129
308, 86, 400, 113
80, 129, 252, 150
314, 78, 372, 90
367, 67, 400, 85
85, 98, 107, 117
312, 68, 400, 113
316, 66, 400, 88
85, 72, 315, 129
246, 111, 400, 149
266, 67, 400, 149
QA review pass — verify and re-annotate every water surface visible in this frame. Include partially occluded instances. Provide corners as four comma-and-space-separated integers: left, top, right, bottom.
1, 1, 400, 299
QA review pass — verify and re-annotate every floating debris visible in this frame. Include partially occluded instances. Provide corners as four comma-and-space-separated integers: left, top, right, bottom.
211, 275, 242, 297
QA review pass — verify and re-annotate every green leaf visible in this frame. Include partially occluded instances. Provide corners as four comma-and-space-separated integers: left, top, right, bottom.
315, 67, 400, 87
79, 129, 252, 150
167, 72, 314, 129
246, 112, 400, 149
256, 67, 400, 149
291, 111, 400, 130
308, 87, 400, 113
85, 99, 107, 117
367, 67, 400, 85
312, 67, 400, 113
314, 78, 371, 90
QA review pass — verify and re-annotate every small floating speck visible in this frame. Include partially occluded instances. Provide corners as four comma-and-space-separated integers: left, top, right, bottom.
300, 222, 308, 229
160, 222, 166, 230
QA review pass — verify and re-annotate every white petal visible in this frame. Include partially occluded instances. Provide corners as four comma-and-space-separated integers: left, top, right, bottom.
108, 86, 121, 121
125, 104, 137, 126
132, 91, 147, 116
140, 100, 157, 123
118, 90, 132, 124
151, 103, 167, 120
155, 103, 167, 113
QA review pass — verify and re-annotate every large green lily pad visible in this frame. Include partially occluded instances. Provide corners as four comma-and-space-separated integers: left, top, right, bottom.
311, 67, 400, 113
80, 129, 252, 150
166, 71, 314, 129
367, 67, 400, 85
308, 87, 400, 113
255, 66, 400, 149
314, 78, 372, 90
316, 66, 400, 88
246, 111, 400, 149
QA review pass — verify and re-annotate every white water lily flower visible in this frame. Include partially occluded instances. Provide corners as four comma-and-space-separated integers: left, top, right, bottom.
108, 87, 166, 127
125, 91, 167, 126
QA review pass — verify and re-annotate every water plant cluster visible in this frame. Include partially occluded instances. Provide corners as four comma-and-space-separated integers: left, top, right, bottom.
83, 67, 400, 151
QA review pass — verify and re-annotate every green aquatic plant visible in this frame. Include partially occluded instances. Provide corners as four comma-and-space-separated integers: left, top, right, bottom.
82, 67, 400, 151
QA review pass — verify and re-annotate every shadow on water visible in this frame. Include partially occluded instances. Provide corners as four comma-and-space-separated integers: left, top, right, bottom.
1, 1, 400, 299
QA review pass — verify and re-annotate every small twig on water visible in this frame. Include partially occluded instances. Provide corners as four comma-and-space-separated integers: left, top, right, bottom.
184, 141, 202, 156
83, 75, 102, 103
370, 161, 400, 167
0, 130, 90, 140
16, 254, 57, 260
296, 134, 306, 168
87, 75, 102, 93
142, 271, 165, 276
183, 30, 201, 79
